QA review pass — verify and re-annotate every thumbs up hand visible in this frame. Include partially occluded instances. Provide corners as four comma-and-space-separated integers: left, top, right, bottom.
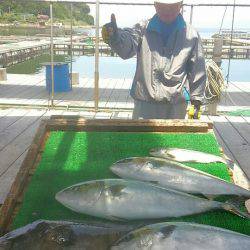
102, 14, 118, 44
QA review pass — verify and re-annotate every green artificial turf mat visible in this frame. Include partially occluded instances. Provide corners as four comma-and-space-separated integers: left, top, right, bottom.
11, 131, 250, 235
226, 109, 250, 117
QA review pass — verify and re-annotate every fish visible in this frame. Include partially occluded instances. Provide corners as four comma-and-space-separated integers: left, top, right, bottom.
110, 157, 250, 198
150, 147, 234, 167
0, 220, 137, 250
55, 179, 249, 221
111, 222, 250, 250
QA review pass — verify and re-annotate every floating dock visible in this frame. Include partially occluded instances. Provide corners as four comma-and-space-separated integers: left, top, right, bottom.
1, 38, 250, 67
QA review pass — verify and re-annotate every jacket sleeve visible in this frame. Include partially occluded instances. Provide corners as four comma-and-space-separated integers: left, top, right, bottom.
187, 34, 207, 103
109, 23, 144, 60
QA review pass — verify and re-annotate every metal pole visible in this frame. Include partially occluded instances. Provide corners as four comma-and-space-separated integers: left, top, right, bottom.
190, 5, 194, 24
94, 0, 100, 111
50, 3, 54, 107
226, 0, 236, 86
70, 3, 73, 88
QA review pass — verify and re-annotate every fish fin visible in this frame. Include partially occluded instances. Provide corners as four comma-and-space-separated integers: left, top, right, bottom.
224, 157, 234, 169
149, 181, 160, 185
108, 215, 127, 222
204, 194, 217, 200
223, 201, 250, 219
106, 185, 127, 197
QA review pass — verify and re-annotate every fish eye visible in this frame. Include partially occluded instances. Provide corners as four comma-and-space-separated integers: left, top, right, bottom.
58, 237, 66, 243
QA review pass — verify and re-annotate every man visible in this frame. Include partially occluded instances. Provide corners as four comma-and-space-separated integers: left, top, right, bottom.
102, 0, 206, 119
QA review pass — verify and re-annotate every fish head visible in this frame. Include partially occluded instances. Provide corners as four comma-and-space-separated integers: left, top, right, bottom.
150, 148, 175, 160
150, 148, 167, 157
43, 225, 75, 246
55, 180, 105, 211
110, 157, 151, 177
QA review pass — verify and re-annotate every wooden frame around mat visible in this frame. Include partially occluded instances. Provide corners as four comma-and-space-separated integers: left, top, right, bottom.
0, 118, 213, 235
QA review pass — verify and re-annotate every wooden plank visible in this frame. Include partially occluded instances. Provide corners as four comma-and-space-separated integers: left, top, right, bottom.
60, 78, 91, 107
0, 75, 43, 99
115, 79, 131, 109
0, 109, 64, 178
104, 79, 119, 108
99, 78, 113, 108
71, 78, 90, 101
0, 109, 46, 152
46, 118, 209, 133
61, 111, 80, 116
0, 109, 29, 133
94, 112, 112, 119
109, 78, 126, 109
0, 108, 14, 119
79, 78, 94, 108
78, 111, 96, 119
242, 116, 250, 124
220, 90, 250, 107
0, 149, 28, 205
226, 116, 250, 144
0, 111, 65, 205
119, 78, 133, 109
208, 115, 249, 189
112, 111, 132, 120
0, 117, 43, 177
209, 115, 250, 179
0, 120, 48, 234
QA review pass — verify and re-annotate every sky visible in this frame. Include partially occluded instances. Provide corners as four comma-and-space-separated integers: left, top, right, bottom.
87, 0, 250, 30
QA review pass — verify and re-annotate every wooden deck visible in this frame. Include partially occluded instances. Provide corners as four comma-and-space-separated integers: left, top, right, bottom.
1, 74, 250, 111
0, 74, 250, 205
0, 74, 134, 110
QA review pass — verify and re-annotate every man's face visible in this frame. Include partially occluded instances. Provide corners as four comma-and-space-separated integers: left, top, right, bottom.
154, 2, 182, 23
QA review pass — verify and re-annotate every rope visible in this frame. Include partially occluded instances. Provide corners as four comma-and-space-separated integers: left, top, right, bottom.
204, 60, 225, 103
219, 6, 228, 35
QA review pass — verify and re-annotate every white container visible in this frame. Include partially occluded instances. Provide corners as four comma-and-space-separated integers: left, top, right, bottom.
70, 72, 79, 85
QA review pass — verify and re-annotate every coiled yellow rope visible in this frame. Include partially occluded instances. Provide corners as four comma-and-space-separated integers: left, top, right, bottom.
205, 60, 225, 103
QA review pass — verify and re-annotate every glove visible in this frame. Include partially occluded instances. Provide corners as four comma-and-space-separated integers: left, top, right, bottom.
102, 14, 118, 44
188, 100, 202, 119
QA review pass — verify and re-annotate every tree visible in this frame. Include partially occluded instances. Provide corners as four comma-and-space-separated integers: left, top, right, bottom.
0, 0, 94, 25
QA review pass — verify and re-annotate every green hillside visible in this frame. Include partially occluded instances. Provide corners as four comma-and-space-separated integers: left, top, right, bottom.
0, 0, 94, 25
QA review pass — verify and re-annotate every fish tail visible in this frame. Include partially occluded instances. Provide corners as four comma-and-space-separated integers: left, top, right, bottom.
222, 201, 250, 219
224, 157, 234, 169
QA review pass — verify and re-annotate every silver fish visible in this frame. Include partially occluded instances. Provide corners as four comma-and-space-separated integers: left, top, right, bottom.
110, 157, 250, 198
55, 179, 249, 221
111, 222, 250, 250
0, 220, 137, 250
150, 147, 233, 167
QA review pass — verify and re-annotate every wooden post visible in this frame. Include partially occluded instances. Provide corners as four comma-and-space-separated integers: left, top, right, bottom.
190, 5, 194, 24
0, 68, 7, 81
94, 0, 100, 111
70, 3, 73, 88
247, 49, 250, 59
212, 37, 223, 66
50, 3, 55, 108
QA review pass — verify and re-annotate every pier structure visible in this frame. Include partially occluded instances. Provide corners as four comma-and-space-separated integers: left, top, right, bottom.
1, 38, 250, 67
